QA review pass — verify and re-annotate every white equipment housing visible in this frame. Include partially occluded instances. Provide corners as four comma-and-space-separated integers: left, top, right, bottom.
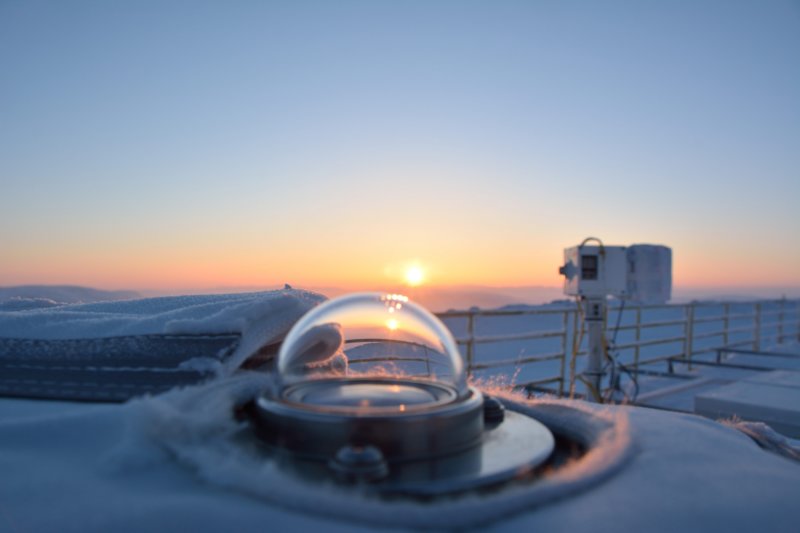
560, 243, 672, 304
559, 239, 672, 401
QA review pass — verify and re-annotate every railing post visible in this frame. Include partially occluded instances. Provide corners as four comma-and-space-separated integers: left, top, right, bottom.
634, 306, 642, 378
796, 300, 800, 342
568, 307, 580, 398
684, 303, 695, 371
778, 297, 786, 344
754, 302, 762, 351
797, 300, 800, 342
558, 310, 568, 397
466, 312, 475, 376
723, 303, 730, 347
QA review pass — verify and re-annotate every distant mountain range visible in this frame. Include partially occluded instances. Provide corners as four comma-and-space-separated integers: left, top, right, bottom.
138, 284, 568, 312
377, 285, 566, 312
206, 284, 568, 312
2, 283, 796, 313
289, 284, 800, 311
0, 285, 140, 307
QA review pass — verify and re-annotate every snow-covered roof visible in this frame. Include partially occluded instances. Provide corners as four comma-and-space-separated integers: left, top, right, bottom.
0, 292, 798, 531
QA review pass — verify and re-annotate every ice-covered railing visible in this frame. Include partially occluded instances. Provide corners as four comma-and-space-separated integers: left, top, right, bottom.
437, 307, 570, 395
437, 298, 800, 398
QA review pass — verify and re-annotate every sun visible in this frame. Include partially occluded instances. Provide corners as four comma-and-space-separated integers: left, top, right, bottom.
405, 265, 425, 286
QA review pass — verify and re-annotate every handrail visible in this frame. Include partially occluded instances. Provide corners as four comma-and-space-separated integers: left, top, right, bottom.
436, 298, 800, 398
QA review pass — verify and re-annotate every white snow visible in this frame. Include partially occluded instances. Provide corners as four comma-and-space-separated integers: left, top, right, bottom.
0, 375, 798, 531
0, 289, 325, 373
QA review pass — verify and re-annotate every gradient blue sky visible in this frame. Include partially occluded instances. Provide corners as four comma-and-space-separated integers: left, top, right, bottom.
1, 1, 799, 293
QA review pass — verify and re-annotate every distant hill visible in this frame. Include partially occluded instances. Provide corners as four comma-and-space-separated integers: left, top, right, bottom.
0, 285, 140, 306
151, 284, 567, 312
305, 285, 566, 312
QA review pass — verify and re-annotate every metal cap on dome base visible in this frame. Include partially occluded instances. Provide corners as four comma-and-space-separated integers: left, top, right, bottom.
250, 385, 555, 496
253, 377, 485, 461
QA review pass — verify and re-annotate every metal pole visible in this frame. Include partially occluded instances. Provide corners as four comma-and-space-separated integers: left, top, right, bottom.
723, 303, 730, 347
754, 302, 762, 351
778, 297, 785, 344
634, 306, 641, 378
797, 301, 800, 342
582, 297, 606, 402
569, 307, 580, 398
466, 312, 475, 376
558, 310, 568, 397
685, 303, 695, 371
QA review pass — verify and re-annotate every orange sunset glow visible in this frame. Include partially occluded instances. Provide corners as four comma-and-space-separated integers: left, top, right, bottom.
2, 233, 799, 302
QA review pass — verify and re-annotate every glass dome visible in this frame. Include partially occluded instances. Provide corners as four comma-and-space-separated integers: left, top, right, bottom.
276, 292, 469, 409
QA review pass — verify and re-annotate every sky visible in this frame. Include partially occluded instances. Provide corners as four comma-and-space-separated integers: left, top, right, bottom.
1, 0, 799, 297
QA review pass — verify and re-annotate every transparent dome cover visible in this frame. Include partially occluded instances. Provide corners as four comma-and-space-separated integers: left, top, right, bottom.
277, 292, 468, 399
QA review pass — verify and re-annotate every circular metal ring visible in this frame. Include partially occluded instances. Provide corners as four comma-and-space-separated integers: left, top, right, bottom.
253, 378, 484, 461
